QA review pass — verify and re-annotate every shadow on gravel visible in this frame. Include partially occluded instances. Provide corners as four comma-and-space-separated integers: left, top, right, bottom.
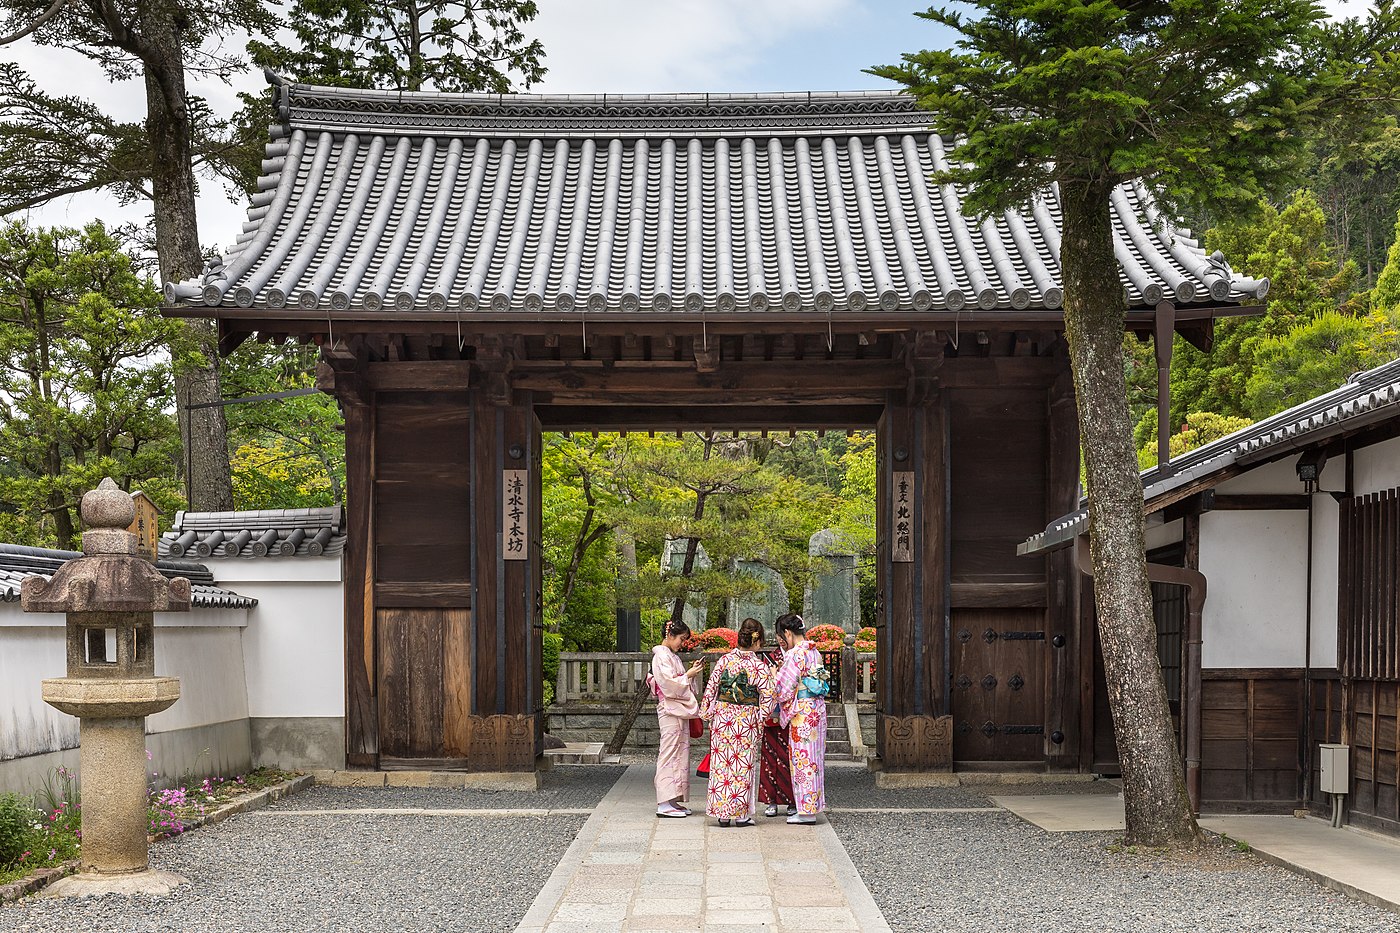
267, 765, 627, 812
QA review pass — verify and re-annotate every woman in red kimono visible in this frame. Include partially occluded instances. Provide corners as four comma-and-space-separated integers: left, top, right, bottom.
757, 625, 796, 818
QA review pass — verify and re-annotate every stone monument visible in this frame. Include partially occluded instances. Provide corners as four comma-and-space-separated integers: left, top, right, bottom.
660, 537, 709, 629
804, 529, 860, 633
727, 559, 790, 628
22, 478, 191, 896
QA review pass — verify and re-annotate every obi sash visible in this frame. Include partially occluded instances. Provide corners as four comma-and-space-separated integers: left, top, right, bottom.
718, 670, 761, 706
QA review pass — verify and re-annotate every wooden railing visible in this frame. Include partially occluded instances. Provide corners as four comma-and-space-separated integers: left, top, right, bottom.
554, 648, 878, 705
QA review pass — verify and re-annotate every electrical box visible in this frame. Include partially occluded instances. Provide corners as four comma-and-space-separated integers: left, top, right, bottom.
1319, 744, 1350, 795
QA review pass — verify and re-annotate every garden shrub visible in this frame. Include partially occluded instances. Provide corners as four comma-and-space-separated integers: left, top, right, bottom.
0, 793, 37, 867
694, 627, 738, 651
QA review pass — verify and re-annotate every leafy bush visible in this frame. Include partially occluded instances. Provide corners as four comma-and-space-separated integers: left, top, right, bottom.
694, 627, 738, 651
0, 793, 37, 867
857, 626, 876, 643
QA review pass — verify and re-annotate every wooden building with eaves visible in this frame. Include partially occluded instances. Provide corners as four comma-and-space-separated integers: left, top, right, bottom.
164, 76, 1270, 780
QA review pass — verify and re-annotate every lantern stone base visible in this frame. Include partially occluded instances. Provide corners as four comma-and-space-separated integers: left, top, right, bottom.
41, 677, 180, 719
42, 869, 187, 899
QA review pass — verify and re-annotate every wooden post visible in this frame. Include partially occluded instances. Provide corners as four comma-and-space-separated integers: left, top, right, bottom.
341, 382, 378, 769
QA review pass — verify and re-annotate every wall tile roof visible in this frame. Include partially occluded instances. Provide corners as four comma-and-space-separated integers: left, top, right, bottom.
0, 544, 256, 609
1020, 357, 1400, 554
159, 506, 345, 559
164, 82, 1267, 318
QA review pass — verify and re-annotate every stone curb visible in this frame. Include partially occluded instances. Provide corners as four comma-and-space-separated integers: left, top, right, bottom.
308, 769, 541, 791
1205, 830, 1400, 917
151, 774, 314, 840
0, 861, 80, 905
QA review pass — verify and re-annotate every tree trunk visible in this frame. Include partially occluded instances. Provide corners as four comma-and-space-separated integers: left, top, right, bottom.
137, 0, 233, 512
1058, 179, 1200, 849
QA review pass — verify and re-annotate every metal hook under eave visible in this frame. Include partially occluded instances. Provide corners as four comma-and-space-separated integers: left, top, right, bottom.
456, 307, 465, 353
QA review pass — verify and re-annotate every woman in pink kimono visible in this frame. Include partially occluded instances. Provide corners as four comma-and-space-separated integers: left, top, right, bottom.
773, 613, 828, 824
650, 620, 704, 818
699, 618, 775, 826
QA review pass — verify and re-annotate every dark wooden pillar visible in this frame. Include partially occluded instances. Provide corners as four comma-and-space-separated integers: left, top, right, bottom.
465, 367, 543, 770
876, 336, 953, 770
340, 378, 378, 769
1045, 364, 1082, 771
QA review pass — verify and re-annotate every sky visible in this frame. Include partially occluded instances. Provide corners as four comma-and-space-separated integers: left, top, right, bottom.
3, 0, 1374, 255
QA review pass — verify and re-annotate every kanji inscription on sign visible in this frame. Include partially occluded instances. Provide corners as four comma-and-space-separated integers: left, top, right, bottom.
892, 471, 914, 563
503, 469, 529, 561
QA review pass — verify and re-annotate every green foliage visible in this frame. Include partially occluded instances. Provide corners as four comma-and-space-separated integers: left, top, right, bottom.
0, 792, 35, 867
0, 221, 183, 547
1373, 207, 1400, 315
249, 0, 546, 93
866, 2, 1391, 220
1172, 191, 1364, 424
222, 342, 345, 509
541, 630, 562, 706
1136, 411, 1254, 471
538, 430, 876, 652
1246, 310, 1400, 416
0, 1, 280, 214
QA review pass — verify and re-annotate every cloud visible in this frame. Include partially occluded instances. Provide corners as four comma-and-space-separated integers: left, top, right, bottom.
529, 0, 859, 92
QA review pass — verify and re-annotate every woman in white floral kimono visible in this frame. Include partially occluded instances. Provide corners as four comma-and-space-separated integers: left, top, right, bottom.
772, 612, 828, 824
699, 618, 775, 826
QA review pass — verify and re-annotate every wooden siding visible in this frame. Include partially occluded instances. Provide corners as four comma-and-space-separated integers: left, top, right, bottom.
1199, 669, 1303, 810
1341, 489, 1399, 680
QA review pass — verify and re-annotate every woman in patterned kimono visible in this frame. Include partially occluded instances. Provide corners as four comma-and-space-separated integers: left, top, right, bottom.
757, 629, 796, 818
773, 612, 828, 824
650, 620, 705, 818
699, 618, 775, 826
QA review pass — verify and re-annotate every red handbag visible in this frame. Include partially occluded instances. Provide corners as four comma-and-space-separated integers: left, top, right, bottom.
688, 718, 704, 739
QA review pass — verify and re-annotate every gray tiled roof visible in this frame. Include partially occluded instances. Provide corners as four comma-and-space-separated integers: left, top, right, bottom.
0, 545, 257, 609
159, 506, 345, 559
1020, 357, 1400, 554
164, 81, 1268, 317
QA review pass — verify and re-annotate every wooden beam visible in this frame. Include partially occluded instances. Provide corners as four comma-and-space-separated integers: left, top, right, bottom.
535, 404, 883, 430
511, 360, 905, 401
950, 581, 1048, 609
1212, 494, 1311, 511
366, 361, 475, 391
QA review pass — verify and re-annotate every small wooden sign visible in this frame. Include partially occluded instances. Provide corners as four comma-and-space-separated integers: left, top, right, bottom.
503, 469, 529, 561
892, 471, 914, 563
127, 490, 162, 562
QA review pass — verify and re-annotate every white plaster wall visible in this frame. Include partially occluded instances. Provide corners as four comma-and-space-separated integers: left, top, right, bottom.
235, 580, 344, 718
1354, 435, 1400, 495
0, 605, 250, 763
1309, 492, 1340, 669
1199, 510, 1308, 667
1146, 517, 1183, 552
1215, 457, 1303, 495
209, 556, 342, 584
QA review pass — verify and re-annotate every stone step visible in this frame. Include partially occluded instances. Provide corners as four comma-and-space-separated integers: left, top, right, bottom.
543, 742, 604, 765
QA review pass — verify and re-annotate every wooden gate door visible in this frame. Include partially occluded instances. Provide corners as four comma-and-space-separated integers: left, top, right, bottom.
951, 607, 1047, 761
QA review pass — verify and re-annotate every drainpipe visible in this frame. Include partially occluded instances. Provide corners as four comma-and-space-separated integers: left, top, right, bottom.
1076, 535, 1206, 813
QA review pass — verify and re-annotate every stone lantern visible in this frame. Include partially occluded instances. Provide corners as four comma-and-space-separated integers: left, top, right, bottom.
22, 478, 191, 896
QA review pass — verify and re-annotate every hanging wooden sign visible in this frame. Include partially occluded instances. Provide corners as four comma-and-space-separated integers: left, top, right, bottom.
503, 469, 529, 561
892, 471, 914, 563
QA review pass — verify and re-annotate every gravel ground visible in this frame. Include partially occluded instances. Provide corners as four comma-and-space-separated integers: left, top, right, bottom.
824, 766, 1121, 810
832, 809, 1400, 933
269, 765, 625, 812
0, 769, 626, 933
0, 812, 583, 933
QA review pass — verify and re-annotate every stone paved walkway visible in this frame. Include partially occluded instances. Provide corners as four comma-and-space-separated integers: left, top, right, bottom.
516, 763, 890, 933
